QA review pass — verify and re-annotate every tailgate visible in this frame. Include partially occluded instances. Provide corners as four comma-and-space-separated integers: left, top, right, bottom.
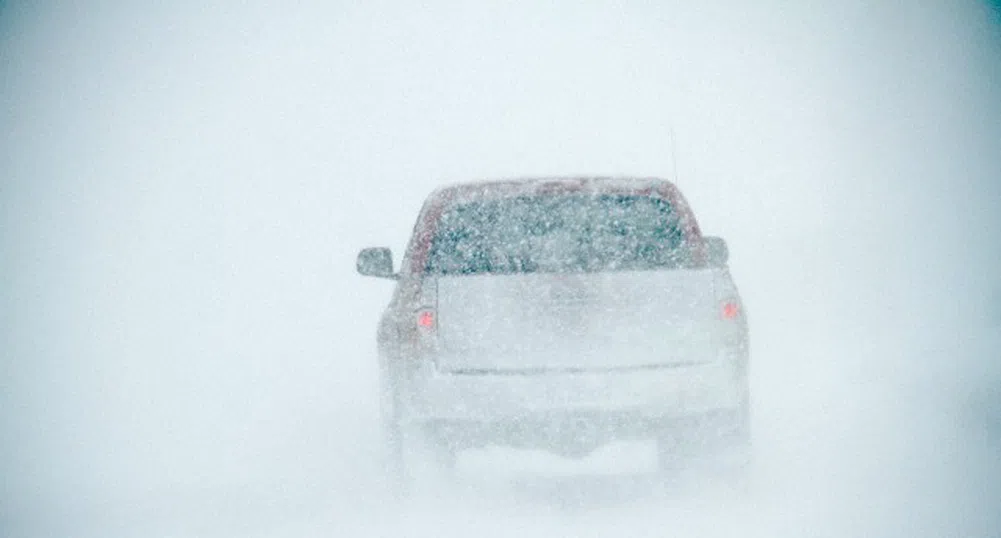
434, 269, 719, 372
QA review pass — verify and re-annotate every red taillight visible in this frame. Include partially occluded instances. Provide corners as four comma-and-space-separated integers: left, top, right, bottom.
722, 302, 740, 319
417, 309, 435, 329
407, 308, 438, 354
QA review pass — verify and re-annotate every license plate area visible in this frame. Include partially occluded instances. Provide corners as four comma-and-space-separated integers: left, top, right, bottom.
417, 364, 722, 418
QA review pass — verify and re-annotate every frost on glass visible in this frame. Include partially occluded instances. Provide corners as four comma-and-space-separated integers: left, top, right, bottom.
427, 195, 687, 275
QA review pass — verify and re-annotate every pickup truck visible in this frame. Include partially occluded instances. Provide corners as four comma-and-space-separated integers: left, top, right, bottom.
357, 177, 750, 490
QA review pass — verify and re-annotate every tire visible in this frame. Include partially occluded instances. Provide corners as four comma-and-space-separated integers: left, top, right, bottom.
654, 430, 689, 480
381, 385, 457, 497
655, 403, 753, 491
382, 392, 411, 497
428, 433, 458, 472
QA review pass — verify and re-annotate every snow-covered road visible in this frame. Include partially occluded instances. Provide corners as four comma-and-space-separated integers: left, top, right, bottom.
3, 1, 1000, 536
30, 319, 1000, 538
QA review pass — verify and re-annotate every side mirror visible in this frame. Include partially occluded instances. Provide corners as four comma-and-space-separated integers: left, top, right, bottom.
357, 247, 396, 279
704, 236, 729, 267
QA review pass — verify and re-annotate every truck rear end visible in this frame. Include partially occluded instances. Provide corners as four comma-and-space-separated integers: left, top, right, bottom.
389, 181, 749, 462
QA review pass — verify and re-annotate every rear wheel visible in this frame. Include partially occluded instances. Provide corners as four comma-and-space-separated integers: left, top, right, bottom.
654, 430, 691, 480
382, 386, 458, 497
428, 433, 458, 472
655, 405, 753, 492
381, 388, 410, 497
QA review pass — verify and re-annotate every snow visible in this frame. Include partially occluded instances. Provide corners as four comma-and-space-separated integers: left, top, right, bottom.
2, 1, 1000, 537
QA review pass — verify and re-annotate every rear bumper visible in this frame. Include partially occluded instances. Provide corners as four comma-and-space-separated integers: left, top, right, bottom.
421, 407, 747, 453
401, 359, 746, 422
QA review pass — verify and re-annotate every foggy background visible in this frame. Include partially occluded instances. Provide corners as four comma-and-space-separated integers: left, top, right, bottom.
3, 1, 1000, 536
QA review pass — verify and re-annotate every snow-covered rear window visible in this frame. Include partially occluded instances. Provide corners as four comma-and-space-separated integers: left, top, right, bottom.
426, 194, 686, 275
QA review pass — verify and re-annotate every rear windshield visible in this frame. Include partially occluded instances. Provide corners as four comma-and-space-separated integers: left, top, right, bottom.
426, 194, 687, 275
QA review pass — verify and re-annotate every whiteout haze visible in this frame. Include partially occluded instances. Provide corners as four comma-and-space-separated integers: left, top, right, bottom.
2, 1, 1000, 537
